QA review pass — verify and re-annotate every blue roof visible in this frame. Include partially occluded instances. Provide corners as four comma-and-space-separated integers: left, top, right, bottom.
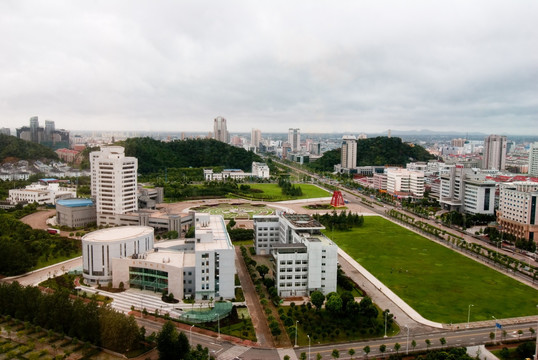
40, 178, 58, 182
56, 199, 94, 207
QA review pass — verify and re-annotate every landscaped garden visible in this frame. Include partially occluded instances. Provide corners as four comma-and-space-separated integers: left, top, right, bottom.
234, 183, 331, 202
328, 216, 538, 323
190, 203, 275, 219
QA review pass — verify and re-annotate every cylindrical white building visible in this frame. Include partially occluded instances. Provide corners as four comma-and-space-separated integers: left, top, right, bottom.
82, 226, 154, 285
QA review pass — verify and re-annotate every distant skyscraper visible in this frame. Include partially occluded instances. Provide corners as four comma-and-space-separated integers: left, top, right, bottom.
251, 128, 262, 149
213, 116, 229, 143
341, 135, 357, 169
529, 142, 538, 176
451, 138, 466, 147
358, 133, 368, 140
483, 135, 507, 170
44, 120, 55, 142
30, 116, 39, 143
0, 127, 10, 136
288, 128, 300, 152
387, 129, 391, 138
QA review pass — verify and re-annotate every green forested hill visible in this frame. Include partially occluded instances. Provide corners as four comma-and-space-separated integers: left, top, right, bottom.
0, 134, 59, 162
308, 137, 435, 172
122, 137, 262, 174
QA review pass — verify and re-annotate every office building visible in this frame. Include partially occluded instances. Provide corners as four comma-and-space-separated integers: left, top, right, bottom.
528, 142, 538, 177
439, 166, 496, 215
83, 214, 236, 299
386, 168, 425, 198
8, 179, 76, 205
56, 199, 97, 228
254, 213, 338, 296
288, 128, 300, 152
341, 135, 357, 170
483, 135, 507, 170
16, 117, 69, 149
91, 146, 138, 226
213, 116, 229, 143
251, 128, 262, 149
204, 162, 270, 181
497, 182, 538, 241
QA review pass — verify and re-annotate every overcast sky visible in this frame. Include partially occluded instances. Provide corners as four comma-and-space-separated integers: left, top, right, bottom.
1, 1, 537, 135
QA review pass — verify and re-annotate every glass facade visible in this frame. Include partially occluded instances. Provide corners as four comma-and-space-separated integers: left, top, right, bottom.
129, 267, 168, 292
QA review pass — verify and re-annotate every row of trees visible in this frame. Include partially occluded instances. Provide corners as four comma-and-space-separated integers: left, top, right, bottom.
0, 282, 140, 353
483, 226, 537, 252
0, 213, 80, 276
313, 211, 364, 231
156, 321, 211, 360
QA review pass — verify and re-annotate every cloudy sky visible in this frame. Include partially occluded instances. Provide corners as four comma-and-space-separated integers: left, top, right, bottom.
1, 1, 537, 134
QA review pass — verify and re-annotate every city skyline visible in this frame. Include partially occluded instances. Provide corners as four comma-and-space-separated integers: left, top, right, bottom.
1, 1, 537, 134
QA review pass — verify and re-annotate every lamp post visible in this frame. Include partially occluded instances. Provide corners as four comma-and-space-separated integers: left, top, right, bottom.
534, 305, 538, 360
404, 325, 409, 355
467, 304, 474, 328
190, 324, 194, 345
295, 320, 299, 347
384, 311, 388, 338
217, 316, 220, 340
307, 334, 311, 360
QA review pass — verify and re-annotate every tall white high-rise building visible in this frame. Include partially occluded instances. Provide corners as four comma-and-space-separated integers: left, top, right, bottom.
251, 128, 262, 149
91, 146, 138, 226
528, 142, 538, 177
288, 128, 300, 152
341, 135, 357, 169
213, 116, 229, 143
483, 135, 507, 170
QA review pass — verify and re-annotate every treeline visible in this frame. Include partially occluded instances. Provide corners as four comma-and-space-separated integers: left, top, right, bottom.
0, 282, 141, 353
483, 227, 536, 252
308, 137, 435, 172
313, 211, 364, 231
121, 137, 262, 174
440, 211, 496, 229
0, 134, 59, 162
278, 178, 303, 196
0, 213, 80, 276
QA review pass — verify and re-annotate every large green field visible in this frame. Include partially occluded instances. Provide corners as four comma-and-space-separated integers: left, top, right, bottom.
243, 183, 331, 201
329, 216, 538, 323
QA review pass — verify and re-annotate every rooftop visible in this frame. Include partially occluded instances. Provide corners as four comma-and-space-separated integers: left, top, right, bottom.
57, 198, 94, 207
82, 226, 153, 242
282, 213, 324, 229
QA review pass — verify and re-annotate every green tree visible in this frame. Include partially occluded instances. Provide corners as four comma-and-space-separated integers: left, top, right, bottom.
379, 344, 386, 355
439, 337, 446, 348
300, 352, 307, 360
489, 332, 495, 341
157, 321, 177, 360
331, 349, 340, 359
256, 265, 269, 280
325, 292, 343, 315
348, 348, 355, 359
310, 291, 325, 311
411, 339, 416, 351
499, 347, 510, 360
394, 343, 401, 354
425, 339, 431, 350
316, 353, 322, 360
363, 345, 370, 357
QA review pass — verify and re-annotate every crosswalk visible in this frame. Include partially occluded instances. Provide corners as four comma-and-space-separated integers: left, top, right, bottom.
217, 345, 250, 360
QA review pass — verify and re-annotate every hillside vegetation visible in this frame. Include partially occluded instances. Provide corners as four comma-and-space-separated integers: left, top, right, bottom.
122, 137, 262, 174
0, 134, 59, 162
309, 136, 435, 172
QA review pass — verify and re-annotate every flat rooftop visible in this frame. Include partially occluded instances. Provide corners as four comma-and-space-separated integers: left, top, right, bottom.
82, 226, 153, 242
57, 198, 94, 207
195, 214, 233, 251
283, 213, 324, 229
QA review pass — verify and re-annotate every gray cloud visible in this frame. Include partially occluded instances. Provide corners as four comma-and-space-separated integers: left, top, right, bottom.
1, 0, 537, 135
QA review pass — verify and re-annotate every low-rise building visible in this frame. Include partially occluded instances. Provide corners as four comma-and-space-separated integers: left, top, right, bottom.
56, 198, 97, 228
8, 180, 76, 205
254, 213, 338, 296
204, 162, 270, 181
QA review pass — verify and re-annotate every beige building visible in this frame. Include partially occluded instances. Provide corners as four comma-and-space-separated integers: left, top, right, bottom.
497, 181, 538, 241
56, 198, 96, 228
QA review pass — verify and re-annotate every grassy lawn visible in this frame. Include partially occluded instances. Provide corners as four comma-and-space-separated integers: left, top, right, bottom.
244, 183, 330, 201
32, 251, 82, 271
328, 216, 538, 323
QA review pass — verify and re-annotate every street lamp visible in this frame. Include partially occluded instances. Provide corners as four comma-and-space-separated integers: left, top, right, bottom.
467, 304, 474, 328
404, 325, 409, 355
217, 316, 220, 340
384, 311, 388, 338
295, 320, 299, 347
307, 334, 311, 360
534, 305, 538, 360
190, 324, 194, 345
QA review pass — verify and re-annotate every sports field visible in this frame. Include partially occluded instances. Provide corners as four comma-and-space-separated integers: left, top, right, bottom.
245, 183, 331, 201
328, 216, 538, 323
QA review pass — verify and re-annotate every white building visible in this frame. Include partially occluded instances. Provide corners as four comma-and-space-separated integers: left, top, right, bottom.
82, 226, 154, 285
386, 168, 425, 198
528, 142, 538, 177
341, 135, 357, 170
497, 182, 538, 241
84, 214, 236, 300
8, 181, 76, 205
483, 135, 507, 170
439, 166, 496, 215
204, 162, 270, 181
254, 213, 338, 296
91, 146, 138, 226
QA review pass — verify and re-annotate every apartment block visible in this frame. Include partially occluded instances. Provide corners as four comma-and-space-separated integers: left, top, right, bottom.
497, 182, 538, 241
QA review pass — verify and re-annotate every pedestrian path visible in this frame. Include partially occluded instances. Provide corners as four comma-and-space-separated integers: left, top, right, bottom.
217, 345, 250, 360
